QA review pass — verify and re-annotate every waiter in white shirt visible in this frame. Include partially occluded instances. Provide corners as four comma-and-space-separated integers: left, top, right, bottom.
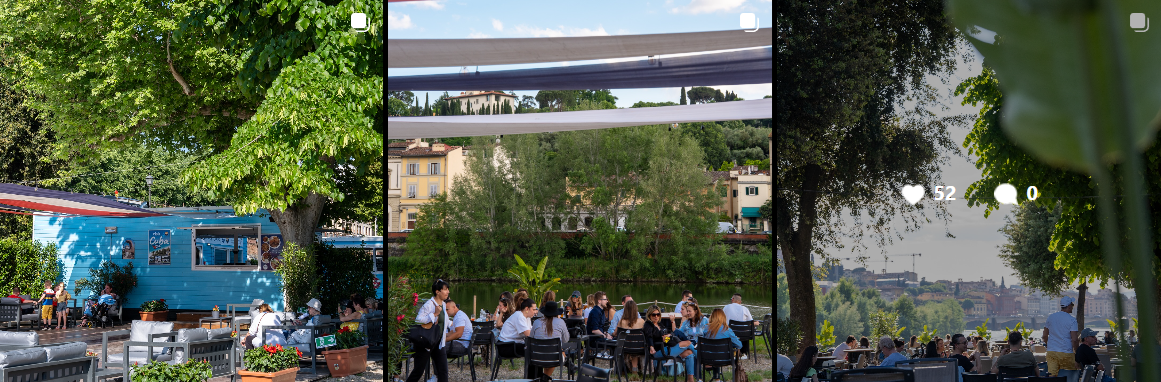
722, 293, 761, 360
406, 279, 452, 382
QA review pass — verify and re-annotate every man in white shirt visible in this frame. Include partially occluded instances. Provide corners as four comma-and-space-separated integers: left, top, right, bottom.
611, 294, 633, 329
776, 352, 794, 377
674, 290, 693, 318
1043, 295, 1079, 377
444, 299, 473, 356
406, 280, 451, 382
723, 294, 761, 359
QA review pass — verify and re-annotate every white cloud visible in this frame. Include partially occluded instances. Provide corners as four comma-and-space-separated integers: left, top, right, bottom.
387, 10, 414, 30
468, 31, 491, 39
512, 25, 609, 38
492, 19, 504, 31
670, 0, 747, 14
393, 0, 445, 10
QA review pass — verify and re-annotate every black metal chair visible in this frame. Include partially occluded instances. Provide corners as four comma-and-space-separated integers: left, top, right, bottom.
614, 329, 650, 382
445, 336, 476, 381
648, 336, 682, 382
962, 374, 997, 382
577, 363, 613, 382
997, 365, 1039, 382
758, 314, 772, 357
527, 337, 574, 380
490, 338, 525, 381
728, 320, 758, 364
1028, 377, 1066, 382
566, 319, 590, 373
695, 336, 738, 382
469, 321, 495, 370
831, 367, 915, 382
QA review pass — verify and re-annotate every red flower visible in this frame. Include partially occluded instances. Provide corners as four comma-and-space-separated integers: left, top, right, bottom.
159, 299, 165, 302
296, 348, 303, 358
397, 328, 404, 334
396, 314, 405, 322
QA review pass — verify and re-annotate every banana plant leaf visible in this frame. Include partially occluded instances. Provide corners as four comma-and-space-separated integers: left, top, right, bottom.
947, 0, 1161, 172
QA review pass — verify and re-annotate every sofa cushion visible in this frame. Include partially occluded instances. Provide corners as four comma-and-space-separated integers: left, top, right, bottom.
208, 327, 233, 340
0, 347, 47, 369
0, 298, 19, 305
106, 352, 169, 366
43, 342, 87, 361
128, 320, 173, 356
0, 331, 38, 346
171, 328, 209, 363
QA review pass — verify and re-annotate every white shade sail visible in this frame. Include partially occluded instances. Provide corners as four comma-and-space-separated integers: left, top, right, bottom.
388, 28, 773, 68
387, 98, 772, 139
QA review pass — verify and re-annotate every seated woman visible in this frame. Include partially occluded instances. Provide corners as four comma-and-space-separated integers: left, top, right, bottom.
339, 297, 366, 332
668, 301, 707, 382
643, 305, 671, 373
497, 298, 538, 357
613, 300, 646, 374
530, 301, 570, 379
494, 297, 512, 331
245, 304, 286, 349
703, 309, 744, 380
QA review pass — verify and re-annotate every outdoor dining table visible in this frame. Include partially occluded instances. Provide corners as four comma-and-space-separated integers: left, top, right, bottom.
814, 356, 837, 368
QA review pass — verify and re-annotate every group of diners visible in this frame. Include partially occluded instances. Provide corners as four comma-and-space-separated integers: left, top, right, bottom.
399, 281, 763, 382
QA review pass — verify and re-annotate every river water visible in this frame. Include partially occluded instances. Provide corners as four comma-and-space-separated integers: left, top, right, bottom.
408, 280, 774, 319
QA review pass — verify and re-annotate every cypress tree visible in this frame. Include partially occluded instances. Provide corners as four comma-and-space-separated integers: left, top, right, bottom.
680, 87, 687, 105
425, 93, 430, 115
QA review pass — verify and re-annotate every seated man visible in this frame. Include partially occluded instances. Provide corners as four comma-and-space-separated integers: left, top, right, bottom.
6, 286, 35, 315
1077, 328, 1116, 382
991, 331, 1037, 375
875, 336, 908, 367
444, 299, 473, 356
78, 284, 119, 327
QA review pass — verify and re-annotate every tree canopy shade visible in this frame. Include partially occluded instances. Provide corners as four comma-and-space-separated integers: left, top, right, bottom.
777, 0, 964, 352
387, 28, 773, 68
0, 0, 384, 252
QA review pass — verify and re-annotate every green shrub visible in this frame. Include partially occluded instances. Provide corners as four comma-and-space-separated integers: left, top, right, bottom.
274, 243, 317, 314
129, 360, 212, 382
242, 345, 300, 373
73, 260, 135, 304
777, 316, 803, 355
0, 238, 60, 298
139, 299, 168, 312
314, 242, 375, 316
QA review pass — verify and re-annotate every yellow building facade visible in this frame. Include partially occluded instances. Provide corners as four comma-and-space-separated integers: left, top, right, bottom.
395, 140, 465, 231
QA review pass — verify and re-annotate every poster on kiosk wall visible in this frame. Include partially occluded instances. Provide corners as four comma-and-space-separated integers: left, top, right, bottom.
260, 234, 283, 271
148, 230, 171, 265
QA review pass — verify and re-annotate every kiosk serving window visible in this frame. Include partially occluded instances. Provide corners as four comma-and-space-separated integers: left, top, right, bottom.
185, 225, 261, 269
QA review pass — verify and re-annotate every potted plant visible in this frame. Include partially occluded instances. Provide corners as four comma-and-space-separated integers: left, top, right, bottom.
139, 299, 168, 321
322, 326, 369, 377
130, 359, 212, 382
239, 344, 301, 382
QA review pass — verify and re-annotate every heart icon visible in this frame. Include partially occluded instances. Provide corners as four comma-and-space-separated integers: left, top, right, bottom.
901, 185, 924, 205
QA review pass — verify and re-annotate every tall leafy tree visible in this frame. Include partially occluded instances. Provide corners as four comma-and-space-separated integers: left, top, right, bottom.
0, 81, 63, 239
0, 0, 383, 253
777, 0, 963, 351
686, 87, 717, 104
680, 87, 688, 105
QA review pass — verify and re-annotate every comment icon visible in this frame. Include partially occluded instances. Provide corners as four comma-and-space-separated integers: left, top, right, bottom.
994, 183, 1018, 205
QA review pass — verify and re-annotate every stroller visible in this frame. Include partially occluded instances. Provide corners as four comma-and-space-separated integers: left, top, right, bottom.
78, 299, 114, 328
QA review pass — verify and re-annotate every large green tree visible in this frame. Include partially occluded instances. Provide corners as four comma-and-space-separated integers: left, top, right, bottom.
0, 0, 384, 253
777, 0, 964, 351
0, 80, 62, 239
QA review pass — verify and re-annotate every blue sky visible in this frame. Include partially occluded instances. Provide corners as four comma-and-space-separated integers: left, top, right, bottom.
388, 0, 773, 107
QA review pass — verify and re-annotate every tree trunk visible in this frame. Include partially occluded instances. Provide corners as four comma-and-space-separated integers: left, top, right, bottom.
781, 163, 824, 353
268, 192, 328, 309
1077, 283, 1087, 349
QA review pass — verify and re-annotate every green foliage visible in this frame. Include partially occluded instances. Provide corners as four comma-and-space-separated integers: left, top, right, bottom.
917, 299, 965, 336
777, 273, 790, 319
679, 123, 729, 168
777, 316, 803, 355
130, 360, 213, 382
891, 295, 920, 337
974, 319, 992, 343
387, 276, 426, 378
506, 254, 561, 306
389, 252, 771, 284
140, 299, 169, 312
314, 242, 376, 316
918, 324, 939, 345
817, 319, 837, 348
0, 239, 59, 299
869, 310, 905, 340
960, 299, 975, 311
630, 101, 678, 108
1005, 322, 1033, 344
686, 87, 719, 104
242, 345, 300, 373
905, 283, 948, 297
0, 81, 61, 240
273, 243, 318, 315
49, 143, 228, 208
826, 302, 862, 342
680, 87, 687, 105
997, 200, 1069, 295
73, 260, 136, 304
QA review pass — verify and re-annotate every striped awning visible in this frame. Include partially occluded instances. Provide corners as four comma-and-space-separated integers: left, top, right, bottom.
0, 183, 166, 217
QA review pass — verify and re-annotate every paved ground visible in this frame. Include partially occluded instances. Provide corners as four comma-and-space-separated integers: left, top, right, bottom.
21, 324, 384, 382
391, 350, 774, 382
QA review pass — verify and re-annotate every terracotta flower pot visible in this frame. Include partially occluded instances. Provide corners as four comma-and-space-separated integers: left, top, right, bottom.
323, 345, 368, 378
238, 367, 299, 382
139, 310, 167, 321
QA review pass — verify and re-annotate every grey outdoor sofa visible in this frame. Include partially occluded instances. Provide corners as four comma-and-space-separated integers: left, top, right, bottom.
0, 341, 94, 382
98, 321, 236, 381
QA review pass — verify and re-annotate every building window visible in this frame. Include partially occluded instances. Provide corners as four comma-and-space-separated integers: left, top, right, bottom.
407, 213, 417, 229
190, 225, 261, 269
408, 163, 419, 175
487, 95, 491, 102
429, 163, 440, 175
408, 185, 416, 198
429, 185, 438, 197
733, 189, 738, 197
745, 187, 759, 196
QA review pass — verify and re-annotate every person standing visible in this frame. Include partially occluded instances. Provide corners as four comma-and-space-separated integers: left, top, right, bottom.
53, 283, 70, 330
1043, 296, 1080, 377
406, 279, 451, 382
36, 280, 55, 331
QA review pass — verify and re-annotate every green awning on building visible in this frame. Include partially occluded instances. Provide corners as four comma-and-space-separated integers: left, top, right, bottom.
741, 207, 761, 218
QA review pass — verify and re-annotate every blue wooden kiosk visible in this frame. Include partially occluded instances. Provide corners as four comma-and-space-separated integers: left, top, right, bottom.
32, 206, 383, 312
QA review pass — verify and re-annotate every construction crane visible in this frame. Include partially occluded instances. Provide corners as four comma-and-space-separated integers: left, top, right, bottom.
887, 253, 923, 277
